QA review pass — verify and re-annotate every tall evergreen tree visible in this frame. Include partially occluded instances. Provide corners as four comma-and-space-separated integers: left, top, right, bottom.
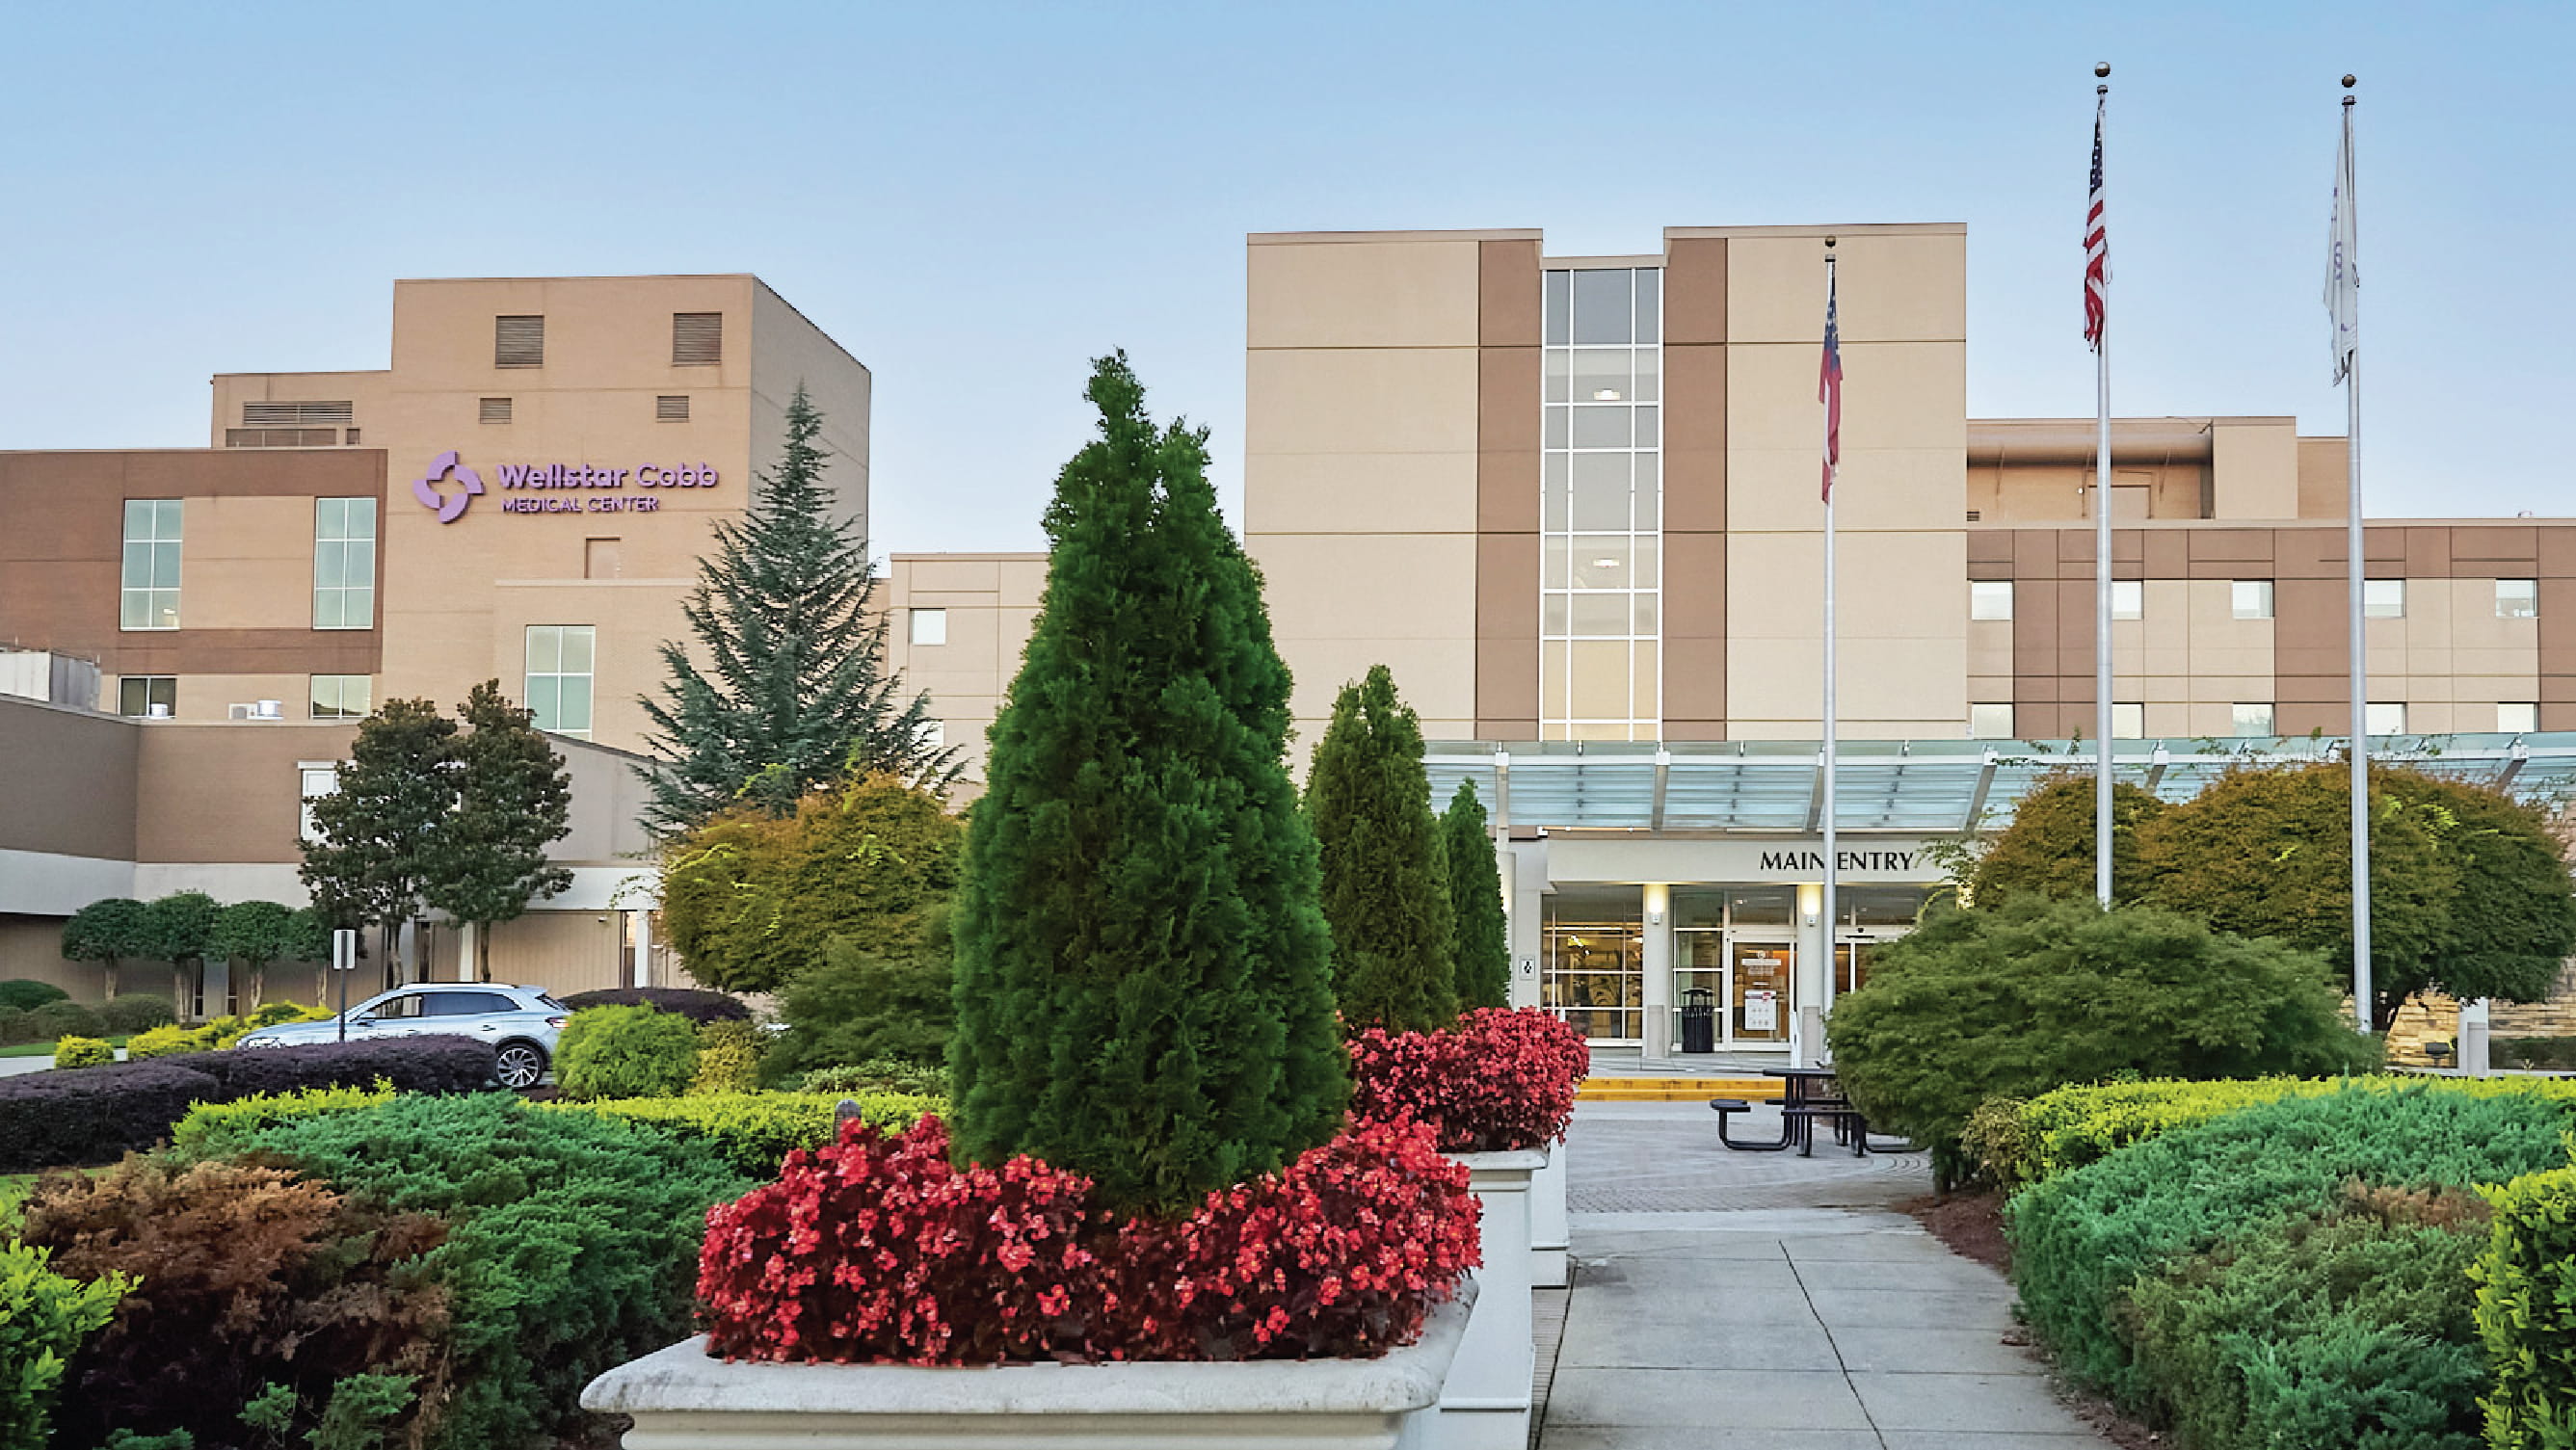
425, 681, 575, 981
1441, 778, 1511, 1011
300, 698, 458, 988
948, 354, 1345, 1214
638, 385, 957, 833
1306, 665, 1458, 1034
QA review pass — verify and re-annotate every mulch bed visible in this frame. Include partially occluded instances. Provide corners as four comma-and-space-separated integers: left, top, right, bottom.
1899, 1189, 2166, 1449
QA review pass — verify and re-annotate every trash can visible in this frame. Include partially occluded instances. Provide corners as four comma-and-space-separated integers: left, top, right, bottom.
1680, 988, 1716, 1055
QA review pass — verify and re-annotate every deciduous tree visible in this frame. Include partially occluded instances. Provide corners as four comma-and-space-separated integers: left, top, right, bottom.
300, 698, 457, 989
947, 354, 1346, 1212
1968, 773, 2166, 908
60, 897, 147, 999
425, 681, 574, 981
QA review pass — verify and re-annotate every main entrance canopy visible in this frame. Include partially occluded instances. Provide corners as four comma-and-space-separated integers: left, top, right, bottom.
1425, 733, 2576, 834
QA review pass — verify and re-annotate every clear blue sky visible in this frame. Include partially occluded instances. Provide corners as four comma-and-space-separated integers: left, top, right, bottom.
1, 2, 2564, 553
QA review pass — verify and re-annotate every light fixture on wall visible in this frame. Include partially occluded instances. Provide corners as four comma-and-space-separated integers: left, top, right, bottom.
1646, 907, 1664, 926
1802, 907, 1820, 927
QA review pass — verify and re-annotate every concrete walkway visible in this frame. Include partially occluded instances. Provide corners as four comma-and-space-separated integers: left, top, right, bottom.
1539, 1101, 2110, 1449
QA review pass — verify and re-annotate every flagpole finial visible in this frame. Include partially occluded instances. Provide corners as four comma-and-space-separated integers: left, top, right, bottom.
2095, 62, 2111, 77
1823, 235, 1837, 250
2342, 73, 2357, 90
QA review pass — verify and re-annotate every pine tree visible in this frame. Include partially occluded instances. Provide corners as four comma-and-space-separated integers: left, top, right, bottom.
300, 698, 458, 987
947, 354, 1346, 1214
1441, 778, 1511, 1011
1306, 665, 1458, 1034
425, 681, 575, 981
638, 385, 957, 833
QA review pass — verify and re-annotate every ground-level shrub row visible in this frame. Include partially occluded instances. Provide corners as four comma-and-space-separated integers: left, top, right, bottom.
2006, 1082, 2576, 1448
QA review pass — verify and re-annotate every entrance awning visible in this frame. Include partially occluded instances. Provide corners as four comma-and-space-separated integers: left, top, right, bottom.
1424, 734, 2576, 835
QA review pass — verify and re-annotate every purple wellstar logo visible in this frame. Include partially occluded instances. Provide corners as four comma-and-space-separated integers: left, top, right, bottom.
412, 450, 485, 523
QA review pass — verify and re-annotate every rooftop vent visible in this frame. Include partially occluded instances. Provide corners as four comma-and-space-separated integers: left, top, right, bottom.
494, 315, 544, 367
227, 699, 284, 721
243, 401, 354, 426
672, 312, 721, 365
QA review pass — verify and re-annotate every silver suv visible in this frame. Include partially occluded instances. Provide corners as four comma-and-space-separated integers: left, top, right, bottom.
233, 983, 569, 1090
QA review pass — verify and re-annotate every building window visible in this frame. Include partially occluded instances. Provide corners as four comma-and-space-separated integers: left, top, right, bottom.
2232, 702, 2276, 737
2499, 578, 2540, 619
655, 395, 690, 422
2112, 701, 2145, 739
309, 674, 372, 719
2364, 578, 2406, 619
1540, 267, 1662, 742
120, 498, 183, 630
672, 312, 723, 365
118, 675, 176, 718
909, 608, 947, 646
479, 397, 513, 424
1969, 580, 2014, 621
524, 625, 596, 739
2499, 702, 2539, 733
2231, 580, 2274, 620
2111, 580, 2143, 620
494, 316, 544, 367
2366, 701, 2408, 736
584, 538, 622, 579
312, 497, 377, 629
300, 764, 339, 843
1968, 703, 2015, 739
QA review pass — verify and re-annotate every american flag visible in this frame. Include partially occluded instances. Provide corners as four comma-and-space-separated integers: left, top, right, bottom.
2085, 93, 2109, 349
1819, 266, 1843, 501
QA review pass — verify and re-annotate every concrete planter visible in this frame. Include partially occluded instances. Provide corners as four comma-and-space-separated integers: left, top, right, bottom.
580, 1281, 1474, 1450
1441, 1147, 1545, 1450
1528, 1137, 1569, 1289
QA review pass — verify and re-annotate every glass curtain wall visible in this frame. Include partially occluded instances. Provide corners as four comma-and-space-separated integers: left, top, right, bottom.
1542, 267, 1662, 741
1542, 885, 1642, 1042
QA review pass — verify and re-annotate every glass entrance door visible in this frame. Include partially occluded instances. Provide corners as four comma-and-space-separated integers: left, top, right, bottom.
1729, 936, 1793, 1046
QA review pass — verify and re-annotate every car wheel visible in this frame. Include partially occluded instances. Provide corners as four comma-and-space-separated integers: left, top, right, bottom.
494, 1041, 548, 1091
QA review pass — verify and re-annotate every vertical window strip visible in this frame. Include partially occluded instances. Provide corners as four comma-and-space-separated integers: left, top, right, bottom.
1539, 267, 1662, 741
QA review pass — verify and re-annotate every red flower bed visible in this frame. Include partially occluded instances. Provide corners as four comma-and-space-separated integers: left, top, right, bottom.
1347, 1007, 1590, 1153
697, 1115, 1479, 1365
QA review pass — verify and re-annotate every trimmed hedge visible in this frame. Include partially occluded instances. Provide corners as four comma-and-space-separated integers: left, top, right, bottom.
0, 1037, 497, 1173
52, 1036, 113, 1069
546, 1091, 943, 1176
2494, 1035, 2576, 1071
2007, 1083, 2575, 1409
557, 1005, 699, 1100
2474, 1163, 2576, 1448
26, 1001, 103, 1041
799, 1059, 951, 1098
171, 1082, 396, 1155
559, 986, 750, 1025
0, 979, 70, 1013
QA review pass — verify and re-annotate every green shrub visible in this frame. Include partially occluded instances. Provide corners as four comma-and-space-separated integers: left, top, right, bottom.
2009, 1083, 2572, 1409
0, 1009, 28, 1046
28, 1000, 105, 1042
2474, 1162, 2576, 1448
555, 1003, 699, 1100
799, 1058, 954, 1099
1828, 897, 2377, 1180
2495, 1036, 2576, 1071
171, 1082, 396, 1156
0, 980, 70, 1014
0, 1239, 129, 1450
53, 1036, 114, 1069
2129, 1183, 2490, 1450
233, 1093, 748, 1450
762, 927, 955, 1086
546, 1091, 942, 1176
97, 994, 175, 1035
122, 1024, 198, 1061
689, 1019, 766, 1095
1959, 1095, 2035, 1192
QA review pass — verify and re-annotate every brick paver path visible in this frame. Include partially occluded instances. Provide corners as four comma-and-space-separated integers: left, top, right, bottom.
1536, 1100, 2111, 1450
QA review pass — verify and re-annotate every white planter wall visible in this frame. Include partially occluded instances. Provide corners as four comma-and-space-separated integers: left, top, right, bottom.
1528, 1138, 1569, 1289
1438, 1147, 1544, 1450
581, 1282, 1474, 1450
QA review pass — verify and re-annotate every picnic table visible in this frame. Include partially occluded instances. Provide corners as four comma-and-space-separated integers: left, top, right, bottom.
1708, 1066, 1873, 1156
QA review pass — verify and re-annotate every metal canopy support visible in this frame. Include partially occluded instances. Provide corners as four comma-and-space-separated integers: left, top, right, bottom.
1963, 749, 2001, 831
1803, 751, 1829, 832
2145, 744, 2171, 793
1493, 749, 1513, 830
2498, 741, 2530, 792
1649, 749, 1671, 832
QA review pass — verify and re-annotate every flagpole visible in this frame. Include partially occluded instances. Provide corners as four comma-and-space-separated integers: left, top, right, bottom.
1819, 239, 1840, 1062
2092, 64, 2115, 907
2341, 75, 2372, 1032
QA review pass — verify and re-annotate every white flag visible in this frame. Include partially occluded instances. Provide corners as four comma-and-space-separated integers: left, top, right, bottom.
2324, 107, 2358, 382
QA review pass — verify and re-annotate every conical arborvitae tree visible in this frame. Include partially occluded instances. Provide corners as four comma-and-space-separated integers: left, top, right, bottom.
638, 385, 957, 833
1307, 665, 1458, 1034
947, 354, 1346, 1214
1441, 778, 1511, 1011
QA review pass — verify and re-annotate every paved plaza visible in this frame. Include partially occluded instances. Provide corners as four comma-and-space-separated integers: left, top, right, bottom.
1538, 1100, 2111, 1449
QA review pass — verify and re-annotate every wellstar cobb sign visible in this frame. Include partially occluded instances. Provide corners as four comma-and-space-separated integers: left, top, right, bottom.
410, 450, 721, 523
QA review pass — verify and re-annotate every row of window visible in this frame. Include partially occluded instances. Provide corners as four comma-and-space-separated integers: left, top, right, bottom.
116, 625, 595, 736
117, 673, 372, 720
493, 312, 723, 369
1968, 577, 2543, 622
479, 395, 691, 424
120, 497, 377, 634
1967, 700, 2540, 740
